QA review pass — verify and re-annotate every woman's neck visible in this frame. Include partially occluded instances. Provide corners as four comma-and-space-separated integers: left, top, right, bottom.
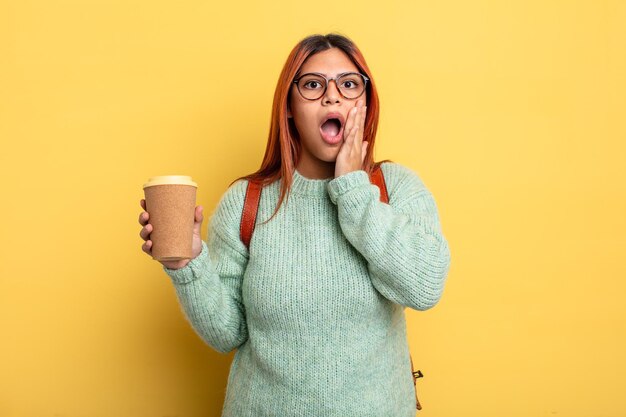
295, 159, 335, 180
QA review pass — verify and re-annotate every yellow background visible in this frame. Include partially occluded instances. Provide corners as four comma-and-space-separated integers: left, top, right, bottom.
1, 0, 624, 416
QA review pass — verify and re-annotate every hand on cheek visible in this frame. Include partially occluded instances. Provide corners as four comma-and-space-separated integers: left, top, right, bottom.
334, 99, 368, 178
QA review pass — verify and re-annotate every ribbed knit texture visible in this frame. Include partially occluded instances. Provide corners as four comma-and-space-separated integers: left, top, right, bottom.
163, 162, 451, 417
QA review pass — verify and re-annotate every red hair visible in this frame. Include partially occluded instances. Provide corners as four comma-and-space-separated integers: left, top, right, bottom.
232, 33, 391, 224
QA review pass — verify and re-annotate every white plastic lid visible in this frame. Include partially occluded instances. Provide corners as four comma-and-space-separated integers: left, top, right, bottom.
143, 175, 197, 189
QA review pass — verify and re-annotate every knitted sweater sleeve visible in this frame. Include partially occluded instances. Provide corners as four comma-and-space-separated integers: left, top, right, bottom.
161, 180, 249, 354
327, 162, 451, 311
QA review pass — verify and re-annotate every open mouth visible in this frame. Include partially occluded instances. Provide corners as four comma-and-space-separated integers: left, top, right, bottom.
320, 116, 344, 144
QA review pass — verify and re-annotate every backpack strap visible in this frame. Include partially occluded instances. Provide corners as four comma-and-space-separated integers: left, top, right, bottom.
240, 179, 262, 250
240, 163, 389, 249
369, 162, 389, 204
411, 356, 424, 410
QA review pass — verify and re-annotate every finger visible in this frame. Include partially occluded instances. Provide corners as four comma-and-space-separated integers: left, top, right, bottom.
140, 199, 146, 210
138, 211, 149, 226
142, 240, 152, 255
195, 206, 204, 223
356, 105, 366, 144
349, 105, 362, 145
346, 106, 360, 144
139, 223, 152, 241
355, 105, 365, 139
361, 105, 367, 130
343, 106, 357, 140
361, 141, 369, 163
192, 206, 204, 236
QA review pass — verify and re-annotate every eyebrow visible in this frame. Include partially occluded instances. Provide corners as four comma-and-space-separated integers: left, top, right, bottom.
296, 71, 357, 78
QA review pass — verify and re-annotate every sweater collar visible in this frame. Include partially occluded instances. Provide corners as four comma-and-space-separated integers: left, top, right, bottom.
289, 169, 333, 197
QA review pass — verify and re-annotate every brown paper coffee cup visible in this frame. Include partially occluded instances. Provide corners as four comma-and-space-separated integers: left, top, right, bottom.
143, 175, 198, 262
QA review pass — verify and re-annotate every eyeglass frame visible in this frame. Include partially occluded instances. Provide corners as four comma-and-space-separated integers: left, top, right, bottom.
292, 71, 370, 101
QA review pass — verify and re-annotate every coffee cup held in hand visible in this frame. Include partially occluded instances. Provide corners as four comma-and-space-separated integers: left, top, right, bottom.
143, 175, 197, 262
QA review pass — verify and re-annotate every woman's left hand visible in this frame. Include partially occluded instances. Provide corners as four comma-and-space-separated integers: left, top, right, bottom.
335, 99, 368, 178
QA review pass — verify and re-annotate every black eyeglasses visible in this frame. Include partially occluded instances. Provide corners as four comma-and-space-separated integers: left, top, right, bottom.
293, 72, 369, 101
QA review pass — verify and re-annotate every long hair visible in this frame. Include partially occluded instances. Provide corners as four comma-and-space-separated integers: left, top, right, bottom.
232, 33, 391, 224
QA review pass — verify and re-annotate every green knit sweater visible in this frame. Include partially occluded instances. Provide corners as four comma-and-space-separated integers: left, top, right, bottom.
163, 162, 451, 417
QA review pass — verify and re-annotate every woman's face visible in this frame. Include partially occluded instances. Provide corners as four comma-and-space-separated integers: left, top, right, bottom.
288, 47, 366, 179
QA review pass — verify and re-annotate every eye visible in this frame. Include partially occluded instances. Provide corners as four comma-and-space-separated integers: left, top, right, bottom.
340, 77, 361, 89
300, 75, 325, 90
303, 80, 323, 90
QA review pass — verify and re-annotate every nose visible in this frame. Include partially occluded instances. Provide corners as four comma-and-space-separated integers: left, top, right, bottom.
322, 79, 341, 104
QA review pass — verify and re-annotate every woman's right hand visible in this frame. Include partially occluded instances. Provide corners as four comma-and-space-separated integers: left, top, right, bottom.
139, 199, 205, 270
